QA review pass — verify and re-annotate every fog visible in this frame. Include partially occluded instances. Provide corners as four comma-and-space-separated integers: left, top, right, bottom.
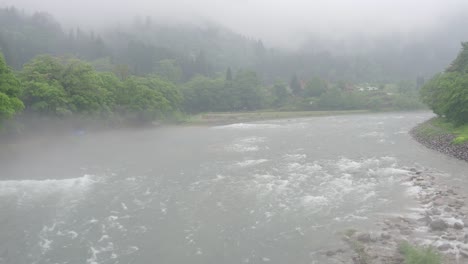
3, 0, 468, 47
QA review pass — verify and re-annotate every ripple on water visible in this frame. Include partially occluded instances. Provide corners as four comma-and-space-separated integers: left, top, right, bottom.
212, 123, 281, 130
213, 155, 414, 229
226, 136, 266, 153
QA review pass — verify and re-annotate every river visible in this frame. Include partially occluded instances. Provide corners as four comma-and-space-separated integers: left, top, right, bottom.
1, 112, 467, 264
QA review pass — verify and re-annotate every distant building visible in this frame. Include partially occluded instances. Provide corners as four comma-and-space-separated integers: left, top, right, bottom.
356, 83, 379, 92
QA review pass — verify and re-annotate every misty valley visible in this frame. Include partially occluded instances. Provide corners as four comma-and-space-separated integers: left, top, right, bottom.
1, 2, 468, 264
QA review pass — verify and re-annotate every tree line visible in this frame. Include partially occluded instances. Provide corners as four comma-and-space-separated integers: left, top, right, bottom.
420, 43, 468, 125
0, 49, 426, 130
0, 53, 182, 126
0, 7, 428, 131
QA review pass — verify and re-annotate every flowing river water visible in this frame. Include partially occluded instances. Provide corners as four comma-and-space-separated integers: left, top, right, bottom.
1, 112, 468, 264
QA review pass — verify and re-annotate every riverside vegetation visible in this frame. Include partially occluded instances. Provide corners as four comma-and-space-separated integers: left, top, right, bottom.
412, 42, 468, 162
0, 7, 426, 135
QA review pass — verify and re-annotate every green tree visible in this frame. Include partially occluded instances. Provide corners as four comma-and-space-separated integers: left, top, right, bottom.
116, 77, 171, 123
421, 42, 468, 125
232, 70, 265, 110
317, 88, 343, 109
21, 55, 69, 116
272, 81, 288, 107
140, 76, 182, 113
154, 59, 182, 84
447, 42, 468, 73
0, 52, 24, 120
289, 74, 301, 96
113, 64, 130, 81
60, 59, 112, 115
304, 76, 327, 97
182, 75, 225, 113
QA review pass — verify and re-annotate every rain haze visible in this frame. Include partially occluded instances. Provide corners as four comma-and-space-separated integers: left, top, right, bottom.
3, 0, 468, 47
1, 0, 468, 264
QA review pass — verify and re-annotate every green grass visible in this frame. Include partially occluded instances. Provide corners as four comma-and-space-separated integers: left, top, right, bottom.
431, 117, 468, 144
399, 242, 441, 264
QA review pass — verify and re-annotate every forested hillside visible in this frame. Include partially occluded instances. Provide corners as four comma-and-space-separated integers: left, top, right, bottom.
1, 7, 466, 84
4, 6, 466, 131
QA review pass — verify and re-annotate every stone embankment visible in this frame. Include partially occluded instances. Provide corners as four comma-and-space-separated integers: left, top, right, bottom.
410, 119, 468, 162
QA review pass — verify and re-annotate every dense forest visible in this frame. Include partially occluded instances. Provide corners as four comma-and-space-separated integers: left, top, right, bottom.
420, 43, 468, 126
1, 6, 455, 131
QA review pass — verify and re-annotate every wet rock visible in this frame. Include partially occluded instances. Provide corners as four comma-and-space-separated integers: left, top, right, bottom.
356, 232, 371, 243
418, 215, 432, 224
429, 208, 441, 216
411, 121, 468, 163
449, 200, 465, 208
454, 222, 465, 230
433, 199, 444, 206
444, 207, 453, 213
430, 219, 448, 231
438, 243, 452, 251
380, 232, 391, 240
441, 235, 456, 240
399, 229, 412, 236
460, 250, 468, 258
421, 199, 431, 205
447, 189, 456, 195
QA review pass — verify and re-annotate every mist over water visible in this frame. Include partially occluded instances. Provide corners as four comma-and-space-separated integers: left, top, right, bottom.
2, 112, 467, 263
1, 0, 468, 262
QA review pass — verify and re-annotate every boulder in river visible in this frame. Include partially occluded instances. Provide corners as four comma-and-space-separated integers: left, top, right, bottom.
437, 243, 452, 251
453, 221, 464, 230
430, 219, 448, 231
356, 232, 372, 243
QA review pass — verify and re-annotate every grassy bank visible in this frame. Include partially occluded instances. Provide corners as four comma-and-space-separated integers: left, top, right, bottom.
411, 117, 468, 162
183, 110, 370, 125
416, 117, 468, 144
400, 242, 441, 264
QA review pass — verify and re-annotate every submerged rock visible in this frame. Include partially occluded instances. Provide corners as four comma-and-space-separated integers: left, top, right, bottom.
453, 222, 464, 230
438, 243, 452, 251
418, 215, 432, 224
430, 219, 448, 231
356, 232, 372, 243
429, 208, 441, 215
380, 232, 391, 240
460, 249, 468, 258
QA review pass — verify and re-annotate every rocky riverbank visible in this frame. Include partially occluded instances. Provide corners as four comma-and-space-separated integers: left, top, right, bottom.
410, 118, 468, 162
325, 167, 468, 264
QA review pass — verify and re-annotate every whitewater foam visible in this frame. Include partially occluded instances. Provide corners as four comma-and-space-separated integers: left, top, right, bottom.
0, 174, 97, 199
213, 123, 281, 130
236, 159, 268, 167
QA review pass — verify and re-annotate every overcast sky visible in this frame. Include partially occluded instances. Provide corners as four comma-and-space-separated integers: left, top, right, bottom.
2, 0, 467, 47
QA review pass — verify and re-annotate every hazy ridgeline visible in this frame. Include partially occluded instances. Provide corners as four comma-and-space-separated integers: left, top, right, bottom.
0, 2, 467, 130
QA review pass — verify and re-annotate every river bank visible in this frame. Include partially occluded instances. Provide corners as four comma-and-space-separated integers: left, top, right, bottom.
324, 117, 468, 263
329, 167, 468, 264
183, 110, 371, 125
410, 118, 468, 162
